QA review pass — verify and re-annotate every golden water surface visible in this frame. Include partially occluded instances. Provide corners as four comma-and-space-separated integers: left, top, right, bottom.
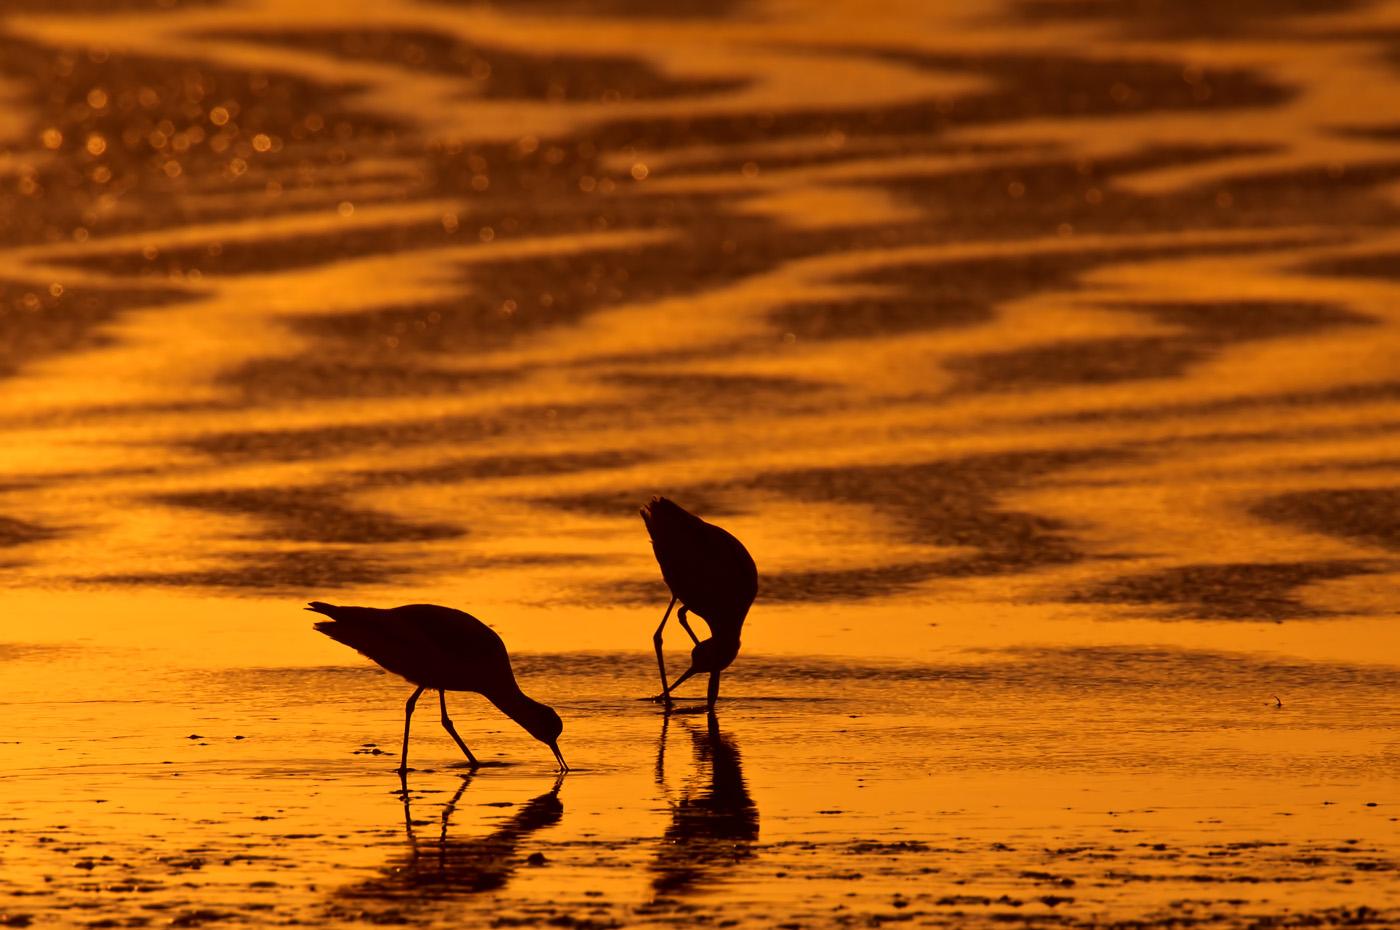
2, 0, 1400, 926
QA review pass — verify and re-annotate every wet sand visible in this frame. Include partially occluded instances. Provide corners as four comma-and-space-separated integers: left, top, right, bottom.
3, 637, 1399, 928
4, 0, 1400, 925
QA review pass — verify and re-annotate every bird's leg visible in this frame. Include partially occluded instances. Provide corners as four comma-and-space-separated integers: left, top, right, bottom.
706, 670, 721, 711
438, 690, 480, 767
400, 686, 425, 775
677, 606, 701, 645
651, 596, 677, 706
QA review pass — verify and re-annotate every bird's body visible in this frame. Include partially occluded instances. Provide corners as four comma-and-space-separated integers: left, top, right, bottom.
308, 601, 566, 773
640, 496, 757, 709
311, 602, 516, 694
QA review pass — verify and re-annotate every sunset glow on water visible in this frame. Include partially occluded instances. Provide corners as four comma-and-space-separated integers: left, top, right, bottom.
2, 0, 1400, 926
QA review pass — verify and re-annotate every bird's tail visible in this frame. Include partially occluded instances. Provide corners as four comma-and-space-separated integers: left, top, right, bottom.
307, 601, 346, 643
306, 601, 346, 639
639, 495, 690, 539
307, 602, 399, 659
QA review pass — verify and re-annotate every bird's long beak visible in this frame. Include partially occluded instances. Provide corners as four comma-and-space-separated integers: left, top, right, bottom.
666, 666, 697, 695
550, 742, 569, 773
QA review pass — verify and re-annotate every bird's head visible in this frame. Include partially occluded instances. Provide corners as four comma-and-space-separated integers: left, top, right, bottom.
690, 636, 740, 673
521, 700, 568, 772
520, 700, 562, 744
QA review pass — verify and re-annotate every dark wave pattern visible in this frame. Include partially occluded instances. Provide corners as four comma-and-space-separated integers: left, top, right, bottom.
0, 0, 1398, 622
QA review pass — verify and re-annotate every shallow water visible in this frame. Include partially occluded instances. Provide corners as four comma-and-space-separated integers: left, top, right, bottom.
3, 0, 1400, 926
4, 646, 1399, 927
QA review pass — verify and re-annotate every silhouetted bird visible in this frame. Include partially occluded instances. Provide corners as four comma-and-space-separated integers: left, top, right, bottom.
308, 602, 566, 773
639, 496, 757, 709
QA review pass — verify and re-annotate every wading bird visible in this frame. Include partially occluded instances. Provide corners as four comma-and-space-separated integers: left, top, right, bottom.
640, 496, 757, 710
308, 601, 567, 773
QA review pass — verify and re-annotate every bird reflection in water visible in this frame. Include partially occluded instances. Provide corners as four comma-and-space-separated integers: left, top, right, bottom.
650, 713, 760, 894
337, 774, 564, 909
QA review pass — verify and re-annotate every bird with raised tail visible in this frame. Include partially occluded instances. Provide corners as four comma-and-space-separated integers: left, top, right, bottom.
307, 601, 567, 773
640, 496, 757, 710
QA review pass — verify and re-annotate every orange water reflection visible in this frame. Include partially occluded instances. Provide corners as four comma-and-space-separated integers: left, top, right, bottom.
3, 0, 1400, 925
650, 713, 759, 895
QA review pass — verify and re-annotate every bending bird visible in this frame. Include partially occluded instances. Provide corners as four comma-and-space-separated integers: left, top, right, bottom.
640, 496, 757, 709
308, 601, 566, 773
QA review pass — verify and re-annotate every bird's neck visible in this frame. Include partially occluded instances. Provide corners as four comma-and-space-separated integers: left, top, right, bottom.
486, 686, 536, 719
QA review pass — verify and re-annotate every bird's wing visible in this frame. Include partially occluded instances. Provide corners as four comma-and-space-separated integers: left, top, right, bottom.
396, 604, 513, 671
640, 498, 758, 627
311, 602, 512, 692
708, 523, 758, 604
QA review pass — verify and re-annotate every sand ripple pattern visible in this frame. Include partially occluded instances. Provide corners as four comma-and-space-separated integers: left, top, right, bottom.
1, 0, 1400, 624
